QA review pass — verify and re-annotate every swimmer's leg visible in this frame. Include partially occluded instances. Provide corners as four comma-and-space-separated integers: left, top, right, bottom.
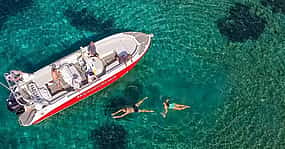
112, 109, 125, 116
174, 105, 191, 110
112, 112, 129, 119
175, 104, 190, 108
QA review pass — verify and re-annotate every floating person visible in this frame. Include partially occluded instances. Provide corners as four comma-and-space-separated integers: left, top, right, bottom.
88, 41, 99, 57
161, 98, 191, 118
112, 97, 154, 119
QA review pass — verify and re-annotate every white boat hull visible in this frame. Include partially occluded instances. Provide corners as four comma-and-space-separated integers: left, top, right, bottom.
4, 32, 153, 126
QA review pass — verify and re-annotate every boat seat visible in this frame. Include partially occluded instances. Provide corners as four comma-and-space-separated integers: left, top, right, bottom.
19, 89, 31, 101
74, 63, 87, 84
27, 82, 43, 100
101, 51, 117, 65
19, 108, 36, 126
60, 64, 83, 87
46, 83, 63, 96
26, 81, 53, 101
45, 79, 70, 96
106, 60, 120, 72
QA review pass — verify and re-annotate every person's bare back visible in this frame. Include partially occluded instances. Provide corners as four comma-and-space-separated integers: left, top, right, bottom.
112, 97, 154, 119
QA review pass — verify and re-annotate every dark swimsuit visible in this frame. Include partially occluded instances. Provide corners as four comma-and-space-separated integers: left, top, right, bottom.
133, 105, 139, 112
166, 102, 169, 107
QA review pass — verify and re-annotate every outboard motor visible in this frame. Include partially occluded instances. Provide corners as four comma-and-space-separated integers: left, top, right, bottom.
6, 94, 25, 115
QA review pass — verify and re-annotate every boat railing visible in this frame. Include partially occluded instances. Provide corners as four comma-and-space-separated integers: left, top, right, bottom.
3, 72, 28, 106
138, 43, 146, 55
106, 60, 122, 73
130, 45, 138, 58
50, 93, 67, 103
3, 73, 16, 94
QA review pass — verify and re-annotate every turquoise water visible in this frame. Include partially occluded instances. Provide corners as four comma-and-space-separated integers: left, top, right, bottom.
0, 0, 284, 148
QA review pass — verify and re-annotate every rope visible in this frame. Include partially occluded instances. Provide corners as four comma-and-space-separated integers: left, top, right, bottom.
0, 81, 10, 91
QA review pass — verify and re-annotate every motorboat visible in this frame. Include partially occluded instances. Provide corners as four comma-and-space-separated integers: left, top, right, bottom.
3, 32, 153, 126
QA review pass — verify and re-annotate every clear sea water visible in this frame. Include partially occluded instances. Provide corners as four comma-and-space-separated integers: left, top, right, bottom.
0, 0, 284, 148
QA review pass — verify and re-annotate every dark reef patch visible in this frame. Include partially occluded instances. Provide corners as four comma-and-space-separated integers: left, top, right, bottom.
90, 123, 127, 149
0, 0, 33, 30
261, 0, 285, 14
216, 3, 267, 42
124, 81, 143, 100
64, 7, 114, 32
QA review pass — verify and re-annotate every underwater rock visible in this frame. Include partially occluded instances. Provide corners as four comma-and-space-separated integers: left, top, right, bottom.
90, 124, 127, 149
261, 0, 285, 14
124, 81, 143, 100
63, 7, 114, 32
216, 3, 267, 42
0, 0, 33, 30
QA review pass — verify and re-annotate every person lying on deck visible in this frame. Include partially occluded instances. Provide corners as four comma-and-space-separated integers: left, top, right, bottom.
112, 97, 154, 119
51, 65, 63, 89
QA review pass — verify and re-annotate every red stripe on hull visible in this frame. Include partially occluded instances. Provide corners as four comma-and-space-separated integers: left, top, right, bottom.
32, 59, 140, 125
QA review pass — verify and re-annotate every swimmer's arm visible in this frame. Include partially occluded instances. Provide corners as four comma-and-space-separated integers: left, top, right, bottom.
160, 102, 168, 118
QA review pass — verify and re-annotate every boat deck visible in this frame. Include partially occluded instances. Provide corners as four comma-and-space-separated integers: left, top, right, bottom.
24, 34, 138, 101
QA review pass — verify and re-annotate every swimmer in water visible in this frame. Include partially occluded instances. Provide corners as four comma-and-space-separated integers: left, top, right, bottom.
112, 97, 154, 119
161, 98, 190, 118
